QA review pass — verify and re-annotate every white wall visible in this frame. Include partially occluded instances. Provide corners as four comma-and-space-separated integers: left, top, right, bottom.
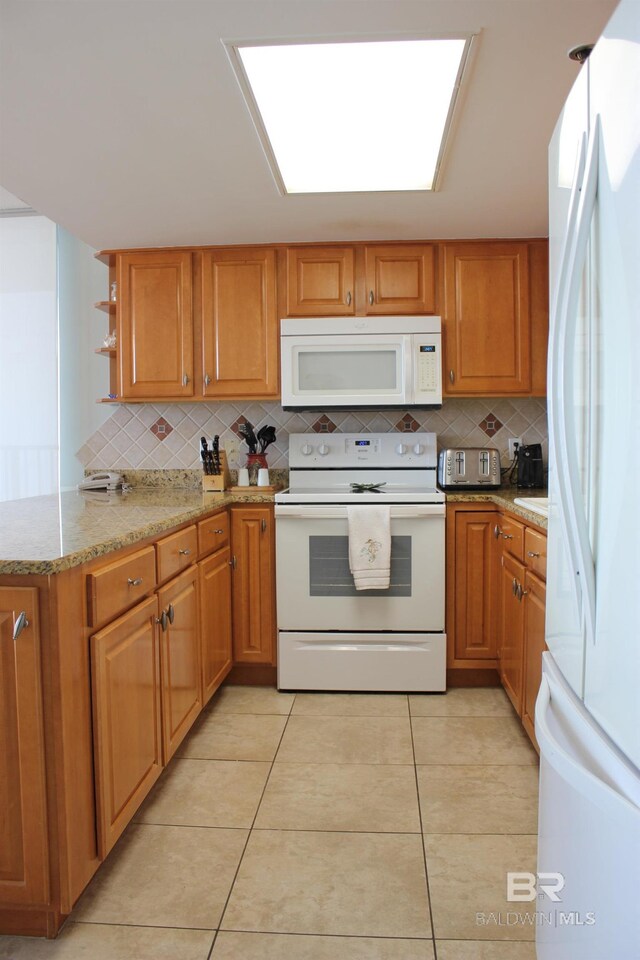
0, 215, 58, 500
57, 226, 109, 488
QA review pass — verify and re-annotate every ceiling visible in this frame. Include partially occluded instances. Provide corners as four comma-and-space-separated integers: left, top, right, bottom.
0, 0, 617, 251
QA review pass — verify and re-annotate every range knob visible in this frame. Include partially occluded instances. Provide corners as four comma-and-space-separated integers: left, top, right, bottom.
395, 443, 407, 456
413, 443, 424, 455
318, 442, 330, 456
300, 443, 314, 456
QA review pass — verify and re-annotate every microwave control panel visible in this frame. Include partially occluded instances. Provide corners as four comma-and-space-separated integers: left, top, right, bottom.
413, 337, 442, 402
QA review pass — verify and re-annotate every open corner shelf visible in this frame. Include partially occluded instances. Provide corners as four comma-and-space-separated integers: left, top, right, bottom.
94, 300, 117, 313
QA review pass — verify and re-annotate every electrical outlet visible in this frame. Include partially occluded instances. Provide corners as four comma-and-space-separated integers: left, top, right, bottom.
508, 437, 523, 459
223, 436, 241, 468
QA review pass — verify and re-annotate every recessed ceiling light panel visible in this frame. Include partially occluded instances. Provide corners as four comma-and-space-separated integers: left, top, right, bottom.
226, 37, 473, 195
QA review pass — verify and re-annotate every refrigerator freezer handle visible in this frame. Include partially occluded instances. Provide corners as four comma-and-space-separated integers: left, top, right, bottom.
551, 120, 599, 650
535, 673, 640, 819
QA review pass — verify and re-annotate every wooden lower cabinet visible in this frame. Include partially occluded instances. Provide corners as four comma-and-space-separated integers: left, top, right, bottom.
199, 546, 233, 705
499, 552, 526, 714
0, 587, 48, 909
231, 506, 276, 664
522, 571, 547, 747
447, 507, 500, 665
91, 595, 163, 858
157, 566, 201, 762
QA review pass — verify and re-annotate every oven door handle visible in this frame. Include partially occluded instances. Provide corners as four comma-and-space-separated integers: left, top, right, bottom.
275, 504, 445, 520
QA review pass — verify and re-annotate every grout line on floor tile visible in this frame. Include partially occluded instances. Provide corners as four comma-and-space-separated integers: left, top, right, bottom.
215, 927, 435, 941
408, 696, 439, 959
70, 919, 217, 931
249, 825, 422, 835
208, 702, 295, 959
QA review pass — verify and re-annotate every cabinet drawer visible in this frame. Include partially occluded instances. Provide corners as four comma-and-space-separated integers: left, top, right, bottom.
197, 511, 230, 558
524, 527, 547, 580
156, 526, 198, 583
87, 546, 157, 627
500, 516, 525, 561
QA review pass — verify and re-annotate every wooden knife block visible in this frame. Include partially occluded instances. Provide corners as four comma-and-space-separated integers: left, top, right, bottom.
202, 450, 230, 492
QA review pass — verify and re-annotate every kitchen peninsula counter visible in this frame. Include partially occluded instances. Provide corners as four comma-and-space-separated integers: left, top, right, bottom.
445, 487, 548, 528
0, 486, 277, 575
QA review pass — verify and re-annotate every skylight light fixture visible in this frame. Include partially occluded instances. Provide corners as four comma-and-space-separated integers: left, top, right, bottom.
227, 37, 473, 195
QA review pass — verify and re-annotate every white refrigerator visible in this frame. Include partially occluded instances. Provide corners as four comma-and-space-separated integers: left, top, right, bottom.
537, 0, 640, 956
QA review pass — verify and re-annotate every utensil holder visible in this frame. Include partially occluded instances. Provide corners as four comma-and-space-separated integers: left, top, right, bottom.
202, 450, 230, 492
246, 453, 268, 486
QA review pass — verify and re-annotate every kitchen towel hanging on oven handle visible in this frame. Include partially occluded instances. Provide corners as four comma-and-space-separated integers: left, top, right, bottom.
347, 506, 391, 590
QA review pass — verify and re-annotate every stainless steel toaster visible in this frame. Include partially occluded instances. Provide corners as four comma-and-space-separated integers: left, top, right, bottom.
438, 447, 501, 489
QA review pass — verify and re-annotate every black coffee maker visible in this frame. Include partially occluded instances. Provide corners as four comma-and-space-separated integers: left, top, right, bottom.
516, 443, 545, 488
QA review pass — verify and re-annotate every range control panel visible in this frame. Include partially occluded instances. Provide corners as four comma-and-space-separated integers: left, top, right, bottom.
289, 433, 438, 469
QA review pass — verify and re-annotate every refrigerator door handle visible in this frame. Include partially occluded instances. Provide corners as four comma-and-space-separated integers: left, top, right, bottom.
552, 119, 599, 650
536, 673, 640, 818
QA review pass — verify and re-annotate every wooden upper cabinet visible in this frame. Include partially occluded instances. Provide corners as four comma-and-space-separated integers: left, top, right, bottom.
0, 587, 49, 907
118, 250, 194, 399
443, 242, 532, 395
201, 247, 279, 397
285, 246, 356, 317
362, 244, 437, 315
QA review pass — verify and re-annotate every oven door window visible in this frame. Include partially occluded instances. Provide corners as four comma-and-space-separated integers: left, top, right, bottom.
309, 535, 411, 597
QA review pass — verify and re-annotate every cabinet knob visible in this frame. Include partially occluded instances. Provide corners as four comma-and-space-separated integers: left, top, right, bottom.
369, 290, 374, 305
229, 556, 237, 569
182, 373, 190, 387
211, 528, 224, 535
167, 603, 175, 624
127, 576, 143, 587
261, 518, 267, 533
178, 548, 191, 556
449, 370, 455, 384
156, 611, 168, 632
346, 291, 352, 306
527, 550, 540, 558
204, 373, 212, 387
493, 524, 502, 540
12, 610, 29, 641
502, 533, 514, 540
512, 577, 519, 596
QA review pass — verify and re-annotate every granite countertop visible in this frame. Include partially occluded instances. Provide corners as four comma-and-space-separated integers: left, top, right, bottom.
445, 487, 549, 529
0, 487, 277, 576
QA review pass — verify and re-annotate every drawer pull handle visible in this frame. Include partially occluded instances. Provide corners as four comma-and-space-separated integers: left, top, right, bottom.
128, 577, 143, 587
178, 548, 191, 556
527, 550, 541, 558
13, 611, 29, 641
211, 529, 224, 535
167, 603, 175, 624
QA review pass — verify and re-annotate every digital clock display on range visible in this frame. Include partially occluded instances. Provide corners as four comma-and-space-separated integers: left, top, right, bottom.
355, 440, 371, 446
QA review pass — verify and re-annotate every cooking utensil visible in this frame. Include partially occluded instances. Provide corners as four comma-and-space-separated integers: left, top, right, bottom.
238, 421, 257, 454
212, 435, 220, 475
258, 425, 277, 454
201, 437, 211, 475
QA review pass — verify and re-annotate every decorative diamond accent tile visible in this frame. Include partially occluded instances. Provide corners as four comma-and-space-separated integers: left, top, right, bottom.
311, 415, 337, 434
479, 413, 504, 438
150, 417, 173, 441
395, 413, 420, 433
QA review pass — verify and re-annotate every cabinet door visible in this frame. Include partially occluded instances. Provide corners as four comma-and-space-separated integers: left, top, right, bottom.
449, 511, 499, 661
499, 552, 526, 715
522, 571, 547, 749
118, 250, 193, 399
443, 242, 531, 394
91, 596, 162, 857
363, 244, 437, 315
202, 248, 278, 397
285, 246, 356, 316
157, 566, 201, 761
0, 588, 48, 906
199, 547, 233, 706
231, 507, 275, 664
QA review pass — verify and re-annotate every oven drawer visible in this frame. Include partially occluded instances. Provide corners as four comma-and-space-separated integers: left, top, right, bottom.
277, 631, 446, 692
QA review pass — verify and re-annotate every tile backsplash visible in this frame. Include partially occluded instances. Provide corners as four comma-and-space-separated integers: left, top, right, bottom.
77, 398, 547, 475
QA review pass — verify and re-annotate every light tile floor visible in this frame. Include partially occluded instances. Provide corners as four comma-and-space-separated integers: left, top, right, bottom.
0, 685, 539, 960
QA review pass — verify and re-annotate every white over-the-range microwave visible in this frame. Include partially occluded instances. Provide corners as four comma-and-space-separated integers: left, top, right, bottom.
280, 316, 442, 410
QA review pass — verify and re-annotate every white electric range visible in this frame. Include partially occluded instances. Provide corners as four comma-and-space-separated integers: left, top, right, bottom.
275, 433, 446, 691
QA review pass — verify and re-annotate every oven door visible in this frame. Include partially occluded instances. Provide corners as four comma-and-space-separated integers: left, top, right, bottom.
275, 504, 444, 632
281, 334, 412, 408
